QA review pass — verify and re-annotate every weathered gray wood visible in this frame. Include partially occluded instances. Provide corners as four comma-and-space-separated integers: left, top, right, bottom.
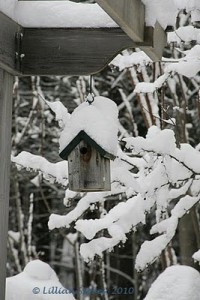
140, 22, 167, 61
60, 130, 115, 161
0, 11, 21, 75
0, 69, 13, 300
20, 28, 135, 76
96, 0, 166, 61
68, 141, 111, 192
0, 3, 166, 76
96, 0, 145, 43
0, 9, 165, 76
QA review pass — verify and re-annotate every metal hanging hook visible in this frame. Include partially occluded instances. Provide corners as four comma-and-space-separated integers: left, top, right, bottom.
86, 75, 94, 105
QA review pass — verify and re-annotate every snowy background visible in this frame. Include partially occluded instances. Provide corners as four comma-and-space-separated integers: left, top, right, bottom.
5, 0, 200, 300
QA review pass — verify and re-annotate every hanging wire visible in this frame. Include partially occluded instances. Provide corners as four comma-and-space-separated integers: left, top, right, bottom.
86, 75, 95, 105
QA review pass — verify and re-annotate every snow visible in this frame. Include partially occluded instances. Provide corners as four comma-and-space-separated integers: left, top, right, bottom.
59, 96, 118, 157
173, 0, 200, 11
46, 125, 200, 265
178, 143, 200, 174
0, 0, 200, 32
124, 126, 177, 155
48, 192, 109, 230
134, 45, 200, 94
80, 237, 119, 262
141, 0, 178, 29
191, 178, 200, 196
144, 265, 200, 300
166, 60, 200, 78
45, 100, 70, 130
8, 231, 20, 243
0, 1, 117, 28
122, 126, 200, 271
76, 195, 145, 261
24, 260, 57, 281
169, 180, 192, 201
193, 250, 200, 263
141, 0, 200, 29
134, 74, 168, 94
168, 26, 200, 44
11, 112, 200, 270
11, 151, 68, 186
136, 217, 178, 271
171, 45, 200, 76
164, 155, 192, 184
75, 195, 144, 240
171, 195, 200, 218
110, 51, 152, 71
6, 260, 75, 300
136, 235, 170, 271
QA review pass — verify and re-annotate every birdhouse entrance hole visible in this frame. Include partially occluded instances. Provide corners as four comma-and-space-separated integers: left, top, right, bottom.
80, 146, 88, 155
79, 141, 92, 162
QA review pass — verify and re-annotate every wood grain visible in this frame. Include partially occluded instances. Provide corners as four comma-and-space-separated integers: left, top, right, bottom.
0, 69, 13, 300
96, 0, 145, 43
0, 12, 21, 75
21, 27, 135, 76
68, 141, 111, 192
140, 22, 167, 62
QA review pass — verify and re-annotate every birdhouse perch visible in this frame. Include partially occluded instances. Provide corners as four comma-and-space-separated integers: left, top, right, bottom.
59, 96, 118, 192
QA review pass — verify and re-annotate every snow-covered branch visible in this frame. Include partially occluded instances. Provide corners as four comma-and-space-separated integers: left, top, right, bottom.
12, 151, 68, 186
47, 125, 200, 268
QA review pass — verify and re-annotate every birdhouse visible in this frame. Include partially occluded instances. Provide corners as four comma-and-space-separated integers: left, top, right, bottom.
59, 96, 118, 192
60, 130, 115, 192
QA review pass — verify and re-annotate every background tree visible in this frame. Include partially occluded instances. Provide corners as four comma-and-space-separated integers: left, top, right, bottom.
8, 3, 200, 300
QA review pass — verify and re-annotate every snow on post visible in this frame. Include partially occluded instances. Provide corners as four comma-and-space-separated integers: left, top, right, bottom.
6, 260, 75, 300
59, 96, 118, 192
144, 265, 200, 300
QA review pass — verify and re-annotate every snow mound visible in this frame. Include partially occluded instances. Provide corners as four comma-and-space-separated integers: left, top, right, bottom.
144, 265, 200, 300
142, 0, 178, 29
6, 260, 75, 300
24, 260, 57, 281
193, 250, 200, 262
59, 96, 118, 157
0, 1, 117, 28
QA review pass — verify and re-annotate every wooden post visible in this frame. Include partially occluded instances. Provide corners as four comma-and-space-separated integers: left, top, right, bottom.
0, 69, 13, 300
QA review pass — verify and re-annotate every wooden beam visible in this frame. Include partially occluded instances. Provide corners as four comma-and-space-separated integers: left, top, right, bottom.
0, 7, 166, 76
0, 69, 13, 300
96, 0, 166, 61
20, 28, 135, 76
140, 22, 167, 61
0, 12, 21, 75
96, 0, 145, 43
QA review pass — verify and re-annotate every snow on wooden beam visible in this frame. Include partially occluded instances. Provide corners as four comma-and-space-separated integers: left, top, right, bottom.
96, 0, 166, 61
96, 0, 145, 43
0, 8, 166, 76
20, 28, 136, 76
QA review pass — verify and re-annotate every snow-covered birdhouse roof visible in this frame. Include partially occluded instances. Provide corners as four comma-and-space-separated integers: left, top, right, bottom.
59, 96, 118, 161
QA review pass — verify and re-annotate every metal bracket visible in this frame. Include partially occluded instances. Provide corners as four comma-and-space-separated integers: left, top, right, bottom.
15, 32, 24, 73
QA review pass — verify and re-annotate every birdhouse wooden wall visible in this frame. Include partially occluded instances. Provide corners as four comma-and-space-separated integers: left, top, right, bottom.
68, 140, 111, 192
